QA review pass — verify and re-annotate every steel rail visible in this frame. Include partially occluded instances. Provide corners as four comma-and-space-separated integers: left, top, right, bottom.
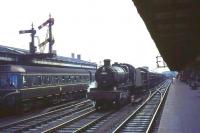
42, 109, 96, 133
0, 100, 92, 132
146, 80, 171, 132
73, 111, 114, 133
112, 80, 171, 133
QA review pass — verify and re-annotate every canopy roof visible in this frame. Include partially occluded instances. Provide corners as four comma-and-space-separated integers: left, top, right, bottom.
132, 0, 200, 71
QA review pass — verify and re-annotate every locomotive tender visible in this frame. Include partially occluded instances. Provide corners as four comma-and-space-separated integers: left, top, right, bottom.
88, 59, 165, 109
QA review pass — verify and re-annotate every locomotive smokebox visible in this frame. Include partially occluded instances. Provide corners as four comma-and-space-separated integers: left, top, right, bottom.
104, 59, 111, 66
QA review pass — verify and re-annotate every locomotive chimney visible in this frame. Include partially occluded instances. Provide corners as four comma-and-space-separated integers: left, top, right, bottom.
104, 59, 111, 66
71, 53, 75, 58
77, 54, 81, 60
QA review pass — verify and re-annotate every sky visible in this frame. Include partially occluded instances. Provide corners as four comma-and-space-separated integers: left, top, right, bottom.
0, 0, 169, 72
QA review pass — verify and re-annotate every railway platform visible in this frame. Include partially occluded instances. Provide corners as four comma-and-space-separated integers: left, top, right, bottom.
157, 79, 200, 133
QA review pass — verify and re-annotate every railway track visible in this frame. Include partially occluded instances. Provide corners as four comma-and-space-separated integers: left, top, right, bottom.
42, 81, 169, 133
41, 99, 87, 113
0, 80, 171, 133
0, 100, 94, 133
43, 110, 113, 133
112, 80, 171, 133
73, 110, 123, 133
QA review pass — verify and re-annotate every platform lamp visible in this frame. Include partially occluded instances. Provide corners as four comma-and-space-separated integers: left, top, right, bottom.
156, 56, 167, 68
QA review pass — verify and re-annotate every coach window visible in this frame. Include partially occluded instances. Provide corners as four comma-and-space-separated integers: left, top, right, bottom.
47, 76, 50, 84
44, 76, 48, 84
49, 76, 51, 84
23, 75, 28, 87
61, 76, 65, 84
77, 76, 81, 82
82, 76, 85, 82
48, 75, 52, 85
31, 76, 36, 86
52, 76, 54, 84
55, 76, 58, 84
84, 76, 87, 81
59, 76, 61, 84
53, 76, 56, 84
47, 76, 51, 84
57, 76, 59, 84
78, 76, 81, 82
6, 74, 18, 89
33, 76, 40, 86
58, 76, 62, 84
49, 76, 52, 84
77, 76, 79, 82
38, 76, 42, 86
43, 76, 48, 85
64, 76, 68, 83
53, 76, 55, 84
86, 75, 89, 81
71, 76, 75, 83
82, 76, 86, 82
59, 76, 62, 84
68, 76, 71, 83
44, 75, 47, 85
0, 75, 8, 89
41, 76, 44, 85
85, 76, 88, 82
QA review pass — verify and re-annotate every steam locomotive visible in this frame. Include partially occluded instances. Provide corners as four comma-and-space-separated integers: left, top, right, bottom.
88, 59, 165, 109
0, 64, 95, 111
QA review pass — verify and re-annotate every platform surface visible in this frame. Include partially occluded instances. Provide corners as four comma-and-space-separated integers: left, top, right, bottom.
157, 79, 200, 133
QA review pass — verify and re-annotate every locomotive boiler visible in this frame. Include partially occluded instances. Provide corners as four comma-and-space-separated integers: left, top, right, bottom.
95, 59, 129, 89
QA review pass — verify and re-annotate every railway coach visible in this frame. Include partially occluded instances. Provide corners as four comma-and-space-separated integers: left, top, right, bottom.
0, 64, 95, 111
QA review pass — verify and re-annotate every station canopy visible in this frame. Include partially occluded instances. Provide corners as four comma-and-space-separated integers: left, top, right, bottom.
132, 0, 200, 71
